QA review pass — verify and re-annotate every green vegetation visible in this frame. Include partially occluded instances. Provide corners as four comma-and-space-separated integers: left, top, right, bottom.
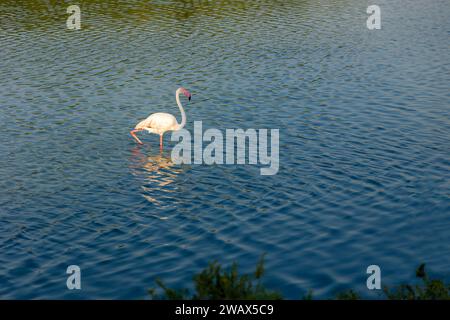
383, 263, 450, 300
336, 289, 361, 300
149, 258, 450, 300
149, 254, 282, 300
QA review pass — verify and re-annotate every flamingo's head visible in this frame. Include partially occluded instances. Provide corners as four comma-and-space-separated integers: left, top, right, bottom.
180, 87, 192, 101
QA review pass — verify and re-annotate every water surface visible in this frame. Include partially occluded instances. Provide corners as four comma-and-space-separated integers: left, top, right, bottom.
0, 0, 449, 299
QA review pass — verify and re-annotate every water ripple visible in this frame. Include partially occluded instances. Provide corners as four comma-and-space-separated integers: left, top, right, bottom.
0, 0, 449, 299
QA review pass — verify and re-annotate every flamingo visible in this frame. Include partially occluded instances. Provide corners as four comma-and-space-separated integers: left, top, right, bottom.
130, 87, 191, 151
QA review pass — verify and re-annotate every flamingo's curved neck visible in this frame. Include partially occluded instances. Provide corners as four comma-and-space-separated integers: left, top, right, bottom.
176, 88, 186, 130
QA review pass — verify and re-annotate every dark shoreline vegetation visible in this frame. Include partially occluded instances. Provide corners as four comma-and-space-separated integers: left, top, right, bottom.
149, 255, 450, 300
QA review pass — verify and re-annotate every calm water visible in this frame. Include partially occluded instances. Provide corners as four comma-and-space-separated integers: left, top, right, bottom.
0, 0, 449, 299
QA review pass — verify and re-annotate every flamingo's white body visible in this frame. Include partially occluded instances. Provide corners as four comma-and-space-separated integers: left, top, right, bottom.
130, 87, 191, 150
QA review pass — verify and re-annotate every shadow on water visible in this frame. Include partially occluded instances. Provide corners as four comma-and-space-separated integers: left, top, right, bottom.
0, 0, 310, 30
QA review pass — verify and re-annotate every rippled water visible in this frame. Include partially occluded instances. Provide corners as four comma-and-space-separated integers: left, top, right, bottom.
0, 0, 449, 299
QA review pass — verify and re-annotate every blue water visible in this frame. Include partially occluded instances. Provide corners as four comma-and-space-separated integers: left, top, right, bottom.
0, 0, 449, 299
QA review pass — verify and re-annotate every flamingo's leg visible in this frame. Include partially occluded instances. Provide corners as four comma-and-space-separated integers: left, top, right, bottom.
130, 129, 144, 145
159, 134, 163, 152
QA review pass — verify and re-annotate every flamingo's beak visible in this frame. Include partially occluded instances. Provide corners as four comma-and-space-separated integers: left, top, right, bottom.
181, 88, 192, 101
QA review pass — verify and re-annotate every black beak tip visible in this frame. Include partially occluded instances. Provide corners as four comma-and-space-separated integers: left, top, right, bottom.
189, 96, 191, 101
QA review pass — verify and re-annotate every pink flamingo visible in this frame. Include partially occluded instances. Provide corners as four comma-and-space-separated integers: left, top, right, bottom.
130, 87, 191, 151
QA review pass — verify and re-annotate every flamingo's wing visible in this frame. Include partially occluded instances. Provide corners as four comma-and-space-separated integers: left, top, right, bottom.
135, 116, 155, 130
135, 113, 177, 131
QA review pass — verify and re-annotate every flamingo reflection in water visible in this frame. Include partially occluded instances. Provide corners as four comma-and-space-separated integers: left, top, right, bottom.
129, 146, 185, 206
